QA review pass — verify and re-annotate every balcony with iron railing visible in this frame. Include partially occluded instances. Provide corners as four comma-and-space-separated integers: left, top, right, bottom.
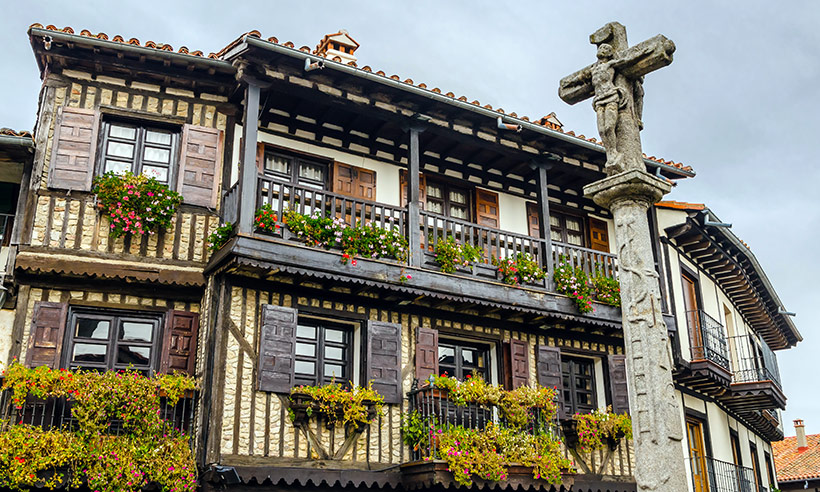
690, 456, 760, 492
674, 309, 733, 395
216, 176, 620, 319
720, 335, 786, 413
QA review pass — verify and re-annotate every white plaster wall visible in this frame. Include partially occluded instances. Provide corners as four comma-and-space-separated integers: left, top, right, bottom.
705, 401, 733, 462
496, 191, 529, 236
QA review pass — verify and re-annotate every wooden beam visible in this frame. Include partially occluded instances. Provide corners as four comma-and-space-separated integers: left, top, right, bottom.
238, 82, 261, 234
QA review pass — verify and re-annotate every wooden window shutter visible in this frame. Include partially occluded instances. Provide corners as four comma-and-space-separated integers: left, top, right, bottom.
589, 218, 611, 253
257, 304, 298, 393
160, 310, 199, 376
47, 107, 99, 192
400, 170, 426, 209
366, 320, 402, 404
256, 142, 265, 173
177, 124, 224, 208
25, 302, 68, 369
475, 189, 500, 228
333, 162, 376, 200
414, 326, 438, 384
526, 202, 540, 237
608, 354, 630, 415
536, 345, 565, 418
503, 339, 530, 389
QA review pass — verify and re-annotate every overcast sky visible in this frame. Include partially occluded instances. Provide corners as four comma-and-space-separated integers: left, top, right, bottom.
1, 1, 818, 435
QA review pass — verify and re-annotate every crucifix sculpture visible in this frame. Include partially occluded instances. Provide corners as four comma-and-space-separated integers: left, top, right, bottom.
560, 22, 689, 492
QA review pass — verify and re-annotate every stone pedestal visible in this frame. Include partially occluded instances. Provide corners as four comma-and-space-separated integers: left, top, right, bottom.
585, 169, 688, 492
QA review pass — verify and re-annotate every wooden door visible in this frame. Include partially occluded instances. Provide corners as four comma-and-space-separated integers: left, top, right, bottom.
588, 218, 610, 252
682, 273, 704, 360
749, 444, 763, 492
687, 419, 709, 492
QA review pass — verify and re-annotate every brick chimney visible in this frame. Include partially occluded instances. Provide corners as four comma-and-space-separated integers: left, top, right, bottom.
795, 419, 808, 451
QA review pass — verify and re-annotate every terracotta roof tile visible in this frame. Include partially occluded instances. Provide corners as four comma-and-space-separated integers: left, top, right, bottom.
0, 128, 33, 139
28, 24, 694, 174
773, 434, 820, 482
654, 201, 706, 211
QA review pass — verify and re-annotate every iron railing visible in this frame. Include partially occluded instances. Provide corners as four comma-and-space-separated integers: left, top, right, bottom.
406, 384, 559, 463
685, 309, 730, 371
0, 388, 196, 436
690, 456, 758, 492
728, 335, 781, 388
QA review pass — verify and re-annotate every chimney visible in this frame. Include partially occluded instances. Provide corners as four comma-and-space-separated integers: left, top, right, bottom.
315, 29, 360, 65
795, 419, 808, 451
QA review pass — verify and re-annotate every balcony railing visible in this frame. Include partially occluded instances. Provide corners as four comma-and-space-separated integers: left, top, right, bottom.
685, 309, 730, 371
0, 388, 196, 436
231, 175, 620, 289
690, 456, 758, 492
728, 335, 781, 388
406, 384, 557, 463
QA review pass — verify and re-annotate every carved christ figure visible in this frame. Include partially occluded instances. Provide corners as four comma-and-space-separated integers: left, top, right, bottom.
590, 43, 630, 171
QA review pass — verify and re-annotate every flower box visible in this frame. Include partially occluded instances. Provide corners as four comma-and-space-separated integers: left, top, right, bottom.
288, 390, 381, 432
561, 417, 628, 451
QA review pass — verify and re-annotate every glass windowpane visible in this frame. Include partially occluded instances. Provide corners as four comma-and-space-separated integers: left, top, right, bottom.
117, 346, 151, 365
107, 141, 134, 158
120, 321, 153, 342
109, 125, 136, 140
266, 155, 291, 175
143, 147, 171, 163
450, 205, 468, 220
324, 363, 344, 378
298, 162, 325, 182
462, 349, 474, 365
145, 130, 171, 145
325, 329, 344, 343
295, 343, 316, 357
549, 215, 561, 227
427, 185, 442, 199
568, 233, 584, 246
76, 319, 110, 339
142, 165, 168, 182
449, 190, 467, 204
73, 343, 107, 363
550, 230, 563, 242
427, 201, 443, 214
325, 346, 343, 360
438, 346, 455, 365
105, 160, 131, 175
295, 360, 315, 375
297, 325, 317, 339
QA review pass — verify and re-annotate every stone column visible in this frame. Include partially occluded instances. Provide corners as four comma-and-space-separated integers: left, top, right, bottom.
584, 169, 688, 492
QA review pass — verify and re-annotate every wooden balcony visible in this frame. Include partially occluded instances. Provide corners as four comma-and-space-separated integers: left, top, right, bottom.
215, 176, 621, 322
673, 309, 733, 395
719, 335, 786, 412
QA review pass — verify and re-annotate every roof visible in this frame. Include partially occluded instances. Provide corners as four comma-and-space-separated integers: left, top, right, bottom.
773, 434, 820, 482
0, 128, 32, 139
28, 24, 693, 176
655, 200, 706, 211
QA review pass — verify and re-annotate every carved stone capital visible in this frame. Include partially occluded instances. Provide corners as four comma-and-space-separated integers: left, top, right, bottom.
583, 169, 671, 210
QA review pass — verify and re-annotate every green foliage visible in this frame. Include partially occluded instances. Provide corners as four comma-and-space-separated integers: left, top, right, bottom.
434, 236, 484, 273
492, 253, 547, 286
254, 203, 281, 233
0, 362, 197, 492
282, 209, 408, 264
404, 376, 571, 486
573, 406, 632, 452
591, 273, 621, 307
207, 222, 235, 252
92, 171, 182, 238
553, 258, 594, 314
289, 381, 384, 429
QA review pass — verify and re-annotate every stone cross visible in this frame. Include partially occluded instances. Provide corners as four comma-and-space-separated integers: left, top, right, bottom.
560, 22, 689, 492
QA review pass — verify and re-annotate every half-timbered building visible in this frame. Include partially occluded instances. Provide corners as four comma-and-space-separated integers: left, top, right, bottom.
0, 24, 800, 492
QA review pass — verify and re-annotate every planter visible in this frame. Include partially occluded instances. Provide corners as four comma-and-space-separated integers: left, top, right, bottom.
288, 392, 380, 432
605, 429, 626, 451
561, 418, 626, 452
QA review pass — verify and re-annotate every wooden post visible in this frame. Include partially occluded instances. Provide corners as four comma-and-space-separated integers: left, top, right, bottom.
408, 126, 423, 267
532, 160, 554, 288
238, 81, 261, 234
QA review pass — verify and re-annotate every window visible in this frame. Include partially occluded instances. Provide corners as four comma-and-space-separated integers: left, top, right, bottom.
764, 451, 775, 490
426, 180, 470, 220
687, 418, 709, 492
263, 149, 327, 189
550, 211, 585, 246
561, 356, 596, 415
64, 308, 162, 374
101, 121, 178, 185
293, 319, 353, 386
438, 340, 489, 381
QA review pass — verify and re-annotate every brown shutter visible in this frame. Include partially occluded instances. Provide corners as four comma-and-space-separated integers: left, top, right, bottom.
333, 162, 376, 200
256, 142, 265, 173
503, 339, 530, 389
257, 304, 298, 393
526, 202, 540, 237
160, 310, 199, 376
414, 326, 438, 384
536, 345, 565, 418
476, 189, 500, 228
47, 107, 99, 192
608, 354, 630, 415
178, 124, 223, 208
366, 321, 402, 404
589, 218, 610, 253
25, 302, 68, 369
400, 170, 426, 209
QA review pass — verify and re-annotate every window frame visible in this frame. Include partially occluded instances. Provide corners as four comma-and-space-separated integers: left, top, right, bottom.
292, 317, 354, 387
62, 307, 164, 374
425, 177, 472, 221
98, 119, 180, 187
262, 148, 329, 190
549, 209, 587, 247
437, 338, 491, 382
561, 355, 597, 415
